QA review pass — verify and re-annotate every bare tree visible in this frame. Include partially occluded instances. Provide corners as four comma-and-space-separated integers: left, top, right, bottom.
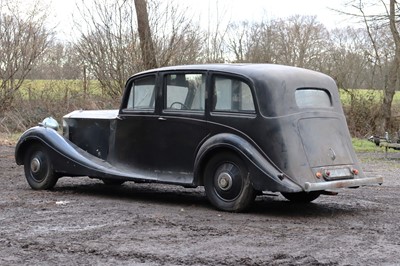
324, 27, 372, 89
381, 0, 400, 133
245, 21, 277, 64
61, 43, 85, 80
0, 0, 53, 113
74, 0, 201, 97
337, 0, 400, 134
227, 21, 251, 62
271, 15, 329, 69
74, 0, 141, 97
149, 1, 202, 65
202, 0, 230, 63
27, 42, 82, 80
226, 15, 328, 67
134, 0, 157, 69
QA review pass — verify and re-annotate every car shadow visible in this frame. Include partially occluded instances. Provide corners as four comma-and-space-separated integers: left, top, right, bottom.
51, 178, 364, 218
250, 196, 361, 218
53, 179, 209, 208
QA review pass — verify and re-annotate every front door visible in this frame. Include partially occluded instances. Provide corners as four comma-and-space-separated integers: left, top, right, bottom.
113, 72, 209, 185
112, 74, 160, 178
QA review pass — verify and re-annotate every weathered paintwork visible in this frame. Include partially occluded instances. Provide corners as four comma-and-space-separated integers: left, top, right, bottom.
15, 64, 383, 211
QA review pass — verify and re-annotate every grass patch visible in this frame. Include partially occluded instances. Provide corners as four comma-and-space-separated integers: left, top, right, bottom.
339, 89, 400, 105
17, 79, 104, 99
352, 138, 380, 152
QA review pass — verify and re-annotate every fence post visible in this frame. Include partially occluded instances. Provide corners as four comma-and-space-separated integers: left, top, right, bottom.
83, 64, 87, 100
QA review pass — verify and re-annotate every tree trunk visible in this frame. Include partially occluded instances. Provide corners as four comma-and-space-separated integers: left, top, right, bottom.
134, 0, 157, 69
378, 0, 400, 134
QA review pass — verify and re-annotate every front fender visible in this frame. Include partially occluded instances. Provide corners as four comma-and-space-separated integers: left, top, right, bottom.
194, 133, 303, 192
15, 126, 141, 180
15, 126, 108, 177
15, 126, 68, 165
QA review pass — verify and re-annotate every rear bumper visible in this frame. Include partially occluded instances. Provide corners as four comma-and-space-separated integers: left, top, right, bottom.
304, 176, 384, 192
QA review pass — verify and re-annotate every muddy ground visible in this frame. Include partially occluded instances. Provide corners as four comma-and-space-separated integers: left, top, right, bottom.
0, 144, 399, 265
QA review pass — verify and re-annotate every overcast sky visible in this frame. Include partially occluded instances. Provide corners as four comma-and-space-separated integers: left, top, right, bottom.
47, 0, 381, 40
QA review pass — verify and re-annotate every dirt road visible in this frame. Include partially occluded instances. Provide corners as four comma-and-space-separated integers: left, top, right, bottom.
1, 144, 399, 265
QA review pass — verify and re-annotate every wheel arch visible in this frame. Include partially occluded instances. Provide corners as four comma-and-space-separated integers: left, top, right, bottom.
194, 146, 241, 186
193, 133, 303, 193
16, 136, 51, 165
15, 127, 63, 165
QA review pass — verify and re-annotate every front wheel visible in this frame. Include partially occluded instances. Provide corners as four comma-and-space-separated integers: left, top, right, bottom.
204, 152, 256, 212
281, 191, 321, 203
24, 144, 58, 190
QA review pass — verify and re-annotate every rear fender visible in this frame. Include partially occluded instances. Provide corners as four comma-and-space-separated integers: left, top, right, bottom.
193, 133, 302, 192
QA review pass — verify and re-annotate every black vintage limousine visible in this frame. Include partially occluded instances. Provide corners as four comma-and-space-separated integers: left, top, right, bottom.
15, 64, 383, 211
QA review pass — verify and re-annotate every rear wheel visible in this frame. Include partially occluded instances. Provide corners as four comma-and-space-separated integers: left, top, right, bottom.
281, 191, 321, 203
24, 144, 58, 190
204, 152, 256, 212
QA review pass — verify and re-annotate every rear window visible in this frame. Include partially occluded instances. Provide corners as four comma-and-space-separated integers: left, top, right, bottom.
295, 89, 332, 108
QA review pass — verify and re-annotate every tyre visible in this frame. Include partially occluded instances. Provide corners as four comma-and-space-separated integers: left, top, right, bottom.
204, 152, 256, 212
281, 191, 321, 203
24, 144, 58, 190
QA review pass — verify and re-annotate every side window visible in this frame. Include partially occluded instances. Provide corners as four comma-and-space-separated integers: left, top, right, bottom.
127, 75, 156, 110
165, 73, 205, 112
213, 76, 255, 113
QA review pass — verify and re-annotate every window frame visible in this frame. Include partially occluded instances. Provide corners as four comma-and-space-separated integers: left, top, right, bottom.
162, 72, 207, 115
211, 74, 257, 116
120, 74, 157, 114
295, 88, 333, 109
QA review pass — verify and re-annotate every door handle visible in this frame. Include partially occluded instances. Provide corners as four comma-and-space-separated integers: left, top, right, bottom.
158, 117, 167, 121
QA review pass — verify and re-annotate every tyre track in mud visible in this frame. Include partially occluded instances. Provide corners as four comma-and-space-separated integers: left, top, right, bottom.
1, 145, 400, 265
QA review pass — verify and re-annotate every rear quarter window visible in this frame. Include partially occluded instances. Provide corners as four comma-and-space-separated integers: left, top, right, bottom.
213, 76, 255, 113
295, 89, 332, 108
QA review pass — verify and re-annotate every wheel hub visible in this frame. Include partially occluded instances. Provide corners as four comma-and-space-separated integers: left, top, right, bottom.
30, 158, 41, 173
217, 172, 233, 191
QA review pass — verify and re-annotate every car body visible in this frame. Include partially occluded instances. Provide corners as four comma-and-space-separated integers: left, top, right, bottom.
15, 64, 383, 211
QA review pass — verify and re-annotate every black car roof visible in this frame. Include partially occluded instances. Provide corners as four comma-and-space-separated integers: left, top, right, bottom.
132, 63, 328, 80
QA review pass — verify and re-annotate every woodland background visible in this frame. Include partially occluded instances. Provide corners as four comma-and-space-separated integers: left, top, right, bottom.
1, 0, 400, 138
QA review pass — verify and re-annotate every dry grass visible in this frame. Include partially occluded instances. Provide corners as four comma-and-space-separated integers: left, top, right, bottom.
0, 132, 20, 146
